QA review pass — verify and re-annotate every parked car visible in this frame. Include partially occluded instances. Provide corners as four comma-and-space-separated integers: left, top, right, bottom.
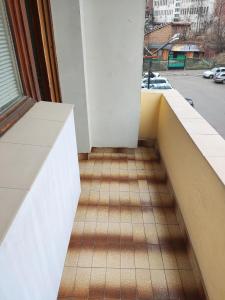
143, 71, 160, 78
213, 72, 225, 83
141, 77, 172, 89
203, 67, 225, 79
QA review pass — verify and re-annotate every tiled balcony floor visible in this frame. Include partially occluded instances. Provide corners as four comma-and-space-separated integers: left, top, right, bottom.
58, 147, 204, 300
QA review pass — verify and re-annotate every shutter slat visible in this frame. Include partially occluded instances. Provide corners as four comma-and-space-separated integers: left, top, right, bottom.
0, 1, 21, 112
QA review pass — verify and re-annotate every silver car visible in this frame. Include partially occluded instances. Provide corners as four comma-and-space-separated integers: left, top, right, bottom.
214, 72, 225, 83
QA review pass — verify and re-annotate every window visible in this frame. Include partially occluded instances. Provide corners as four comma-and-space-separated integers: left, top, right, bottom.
0, 0, 22, 114
0, 0, 41, 136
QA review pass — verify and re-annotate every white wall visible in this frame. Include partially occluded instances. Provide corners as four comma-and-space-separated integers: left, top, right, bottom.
0, 102, 80, 300
51, 0, 91, 153
80, 0, 145, 148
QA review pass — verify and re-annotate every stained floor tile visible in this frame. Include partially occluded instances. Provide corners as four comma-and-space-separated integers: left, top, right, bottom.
58, 147, 205, 300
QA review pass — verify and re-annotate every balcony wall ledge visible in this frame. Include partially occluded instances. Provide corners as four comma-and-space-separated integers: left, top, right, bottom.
0, 101, 81, 300
163, 89, 225, 187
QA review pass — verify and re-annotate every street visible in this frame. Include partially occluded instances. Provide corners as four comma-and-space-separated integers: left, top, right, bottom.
161, 70, 225, 140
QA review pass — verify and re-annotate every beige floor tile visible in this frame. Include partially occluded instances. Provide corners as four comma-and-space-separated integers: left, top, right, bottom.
83, 222, 96, 243
120, 181, 129, 192
120, 206, 132, 222
92, 246, 108, 268
100, 180, 110, 191
120, 222, 133, 244
148, 183, 158, 193
110, 181, 120, 192
120, 245, 135, 268
134, 245, 149, 269
140, 192, 151, 206
179, 270, 200, 300
58, 267, 76, 297
120, 160, 128, 170
148, 245, 164, 270
138, 180, 149, 192
120, 169, 128, 180
150, 192, 162, 207
129, 181, 139, 193
89, 268, 106, 299
89, 191, 99, 205
133, 223, 146, 244
121, 269, 136, 300
131, 207, 143, 223
81, 180, 91, 192
108, 206, 121, 223
97, 205, 109, 222
153, 208, 168, 224
105, 268, 121, 299
128, 160, 136, 170
151, 270, 169, 300
165, 269, 184, 299
99, 191, 110, 205
120, 191, 130, 206
161, 245, 178, 269
65, 242, 81, 267
136, 160, 145, 170
136, 269, 153, 300
111, 160, 120, 170
77, 245, 94, 268
75, 205, 87, 222
107, 245, 121, 268
73, 268, 91, 298
175, 250, 191, 270
109, 191, 120, 206
90, 179, 101, 191
129, 192, 140, 206
165, 208, 178, 224
85, 206, 98, 222
156, 224, 171, 245
144, 223, 158, 245
79, 191, 89, 205
71, 222, 85, 241
137, 170, 147, 180
142, 207, 155, 224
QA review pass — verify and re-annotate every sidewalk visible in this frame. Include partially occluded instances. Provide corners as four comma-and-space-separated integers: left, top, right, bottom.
160, 70, 203, 77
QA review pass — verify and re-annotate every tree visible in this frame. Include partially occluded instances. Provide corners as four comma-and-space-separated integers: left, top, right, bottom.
212, 0, 225, 53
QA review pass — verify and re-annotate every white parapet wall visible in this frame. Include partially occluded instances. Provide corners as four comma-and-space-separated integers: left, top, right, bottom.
0, 102, 80, 300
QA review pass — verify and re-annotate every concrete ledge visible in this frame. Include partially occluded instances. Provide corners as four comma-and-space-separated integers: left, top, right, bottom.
0, 102, 81, 300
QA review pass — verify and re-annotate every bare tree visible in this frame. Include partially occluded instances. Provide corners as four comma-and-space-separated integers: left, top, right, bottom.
212, 0, 225, 53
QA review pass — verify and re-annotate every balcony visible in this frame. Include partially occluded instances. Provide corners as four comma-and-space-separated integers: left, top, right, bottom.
0, 1, 225, 300
57, 89, 225, 300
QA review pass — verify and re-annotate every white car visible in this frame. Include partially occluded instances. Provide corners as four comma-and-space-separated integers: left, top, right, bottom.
203, 67, 225, 79
141, 77, 172, 89
143, 71, 160, 78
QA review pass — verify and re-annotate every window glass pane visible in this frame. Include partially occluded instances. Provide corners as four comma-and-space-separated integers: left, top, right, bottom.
0, 0, 22, 114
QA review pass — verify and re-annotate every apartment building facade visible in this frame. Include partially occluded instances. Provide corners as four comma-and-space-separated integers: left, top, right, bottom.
153, 0, 215, 31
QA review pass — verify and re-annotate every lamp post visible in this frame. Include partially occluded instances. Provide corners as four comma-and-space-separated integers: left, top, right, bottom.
144, 33, 180, 89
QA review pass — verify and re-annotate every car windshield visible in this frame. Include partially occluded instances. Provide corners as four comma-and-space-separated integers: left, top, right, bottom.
211, 68, 217, 72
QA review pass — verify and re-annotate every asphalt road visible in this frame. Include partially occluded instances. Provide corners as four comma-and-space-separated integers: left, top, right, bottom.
161, 70, 225, 139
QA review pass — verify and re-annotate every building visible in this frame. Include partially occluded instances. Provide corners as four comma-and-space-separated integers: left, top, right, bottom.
144, 22, 202, 62
153, 0, 215, 31
0, 1, 225, 300
145, 0, 153, 17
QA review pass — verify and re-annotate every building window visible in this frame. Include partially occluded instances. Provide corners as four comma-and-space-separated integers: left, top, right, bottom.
0, 0, 41, 136
0, 0, 22, 114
